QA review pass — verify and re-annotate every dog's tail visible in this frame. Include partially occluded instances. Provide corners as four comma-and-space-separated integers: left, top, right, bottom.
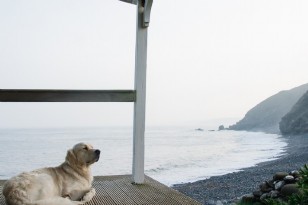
2, 180, 32, 205
32, 197, 86, 205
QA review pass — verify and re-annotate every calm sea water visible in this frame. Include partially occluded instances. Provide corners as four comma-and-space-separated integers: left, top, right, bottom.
0, 127, 287, 186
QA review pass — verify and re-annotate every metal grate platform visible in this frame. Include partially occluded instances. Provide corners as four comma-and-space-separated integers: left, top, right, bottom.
0, 175, 201, 205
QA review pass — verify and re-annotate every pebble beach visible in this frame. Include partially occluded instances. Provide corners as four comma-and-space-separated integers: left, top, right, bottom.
173, 134, 308, 205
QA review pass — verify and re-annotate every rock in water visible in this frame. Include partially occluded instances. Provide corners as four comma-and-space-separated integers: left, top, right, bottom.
218, 125, 225, 131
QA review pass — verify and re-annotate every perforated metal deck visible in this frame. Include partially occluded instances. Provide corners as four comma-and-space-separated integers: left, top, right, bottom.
0, 175, 201, 205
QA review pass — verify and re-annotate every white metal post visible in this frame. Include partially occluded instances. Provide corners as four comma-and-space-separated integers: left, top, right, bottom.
132, 0, 152, 184
119, 0, 153, 184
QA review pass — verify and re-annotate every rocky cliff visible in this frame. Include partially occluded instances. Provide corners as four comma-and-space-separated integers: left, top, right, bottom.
279, 91, 308, 135
229, 83, 308, 134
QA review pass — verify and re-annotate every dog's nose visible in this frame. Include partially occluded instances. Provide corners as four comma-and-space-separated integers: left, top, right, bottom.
95, 150, 101, 155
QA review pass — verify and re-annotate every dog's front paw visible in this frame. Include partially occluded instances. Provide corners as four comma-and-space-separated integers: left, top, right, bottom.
82, 188, 96, 202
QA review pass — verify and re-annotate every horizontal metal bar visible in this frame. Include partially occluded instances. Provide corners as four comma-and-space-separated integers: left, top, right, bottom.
0, 89, 136, 102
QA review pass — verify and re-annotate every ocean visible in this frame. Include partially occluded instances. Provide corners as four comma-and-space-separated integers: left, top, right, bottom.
0, 127, 287, 186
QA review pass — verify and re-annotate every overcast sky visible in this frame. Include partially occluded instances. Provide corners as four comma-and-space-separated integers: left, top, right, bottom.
0, 0, 308, 129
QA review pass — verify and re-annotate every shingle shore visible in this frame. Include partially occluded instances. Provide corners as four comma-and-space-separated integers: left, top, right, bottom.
173, 134, 308, 205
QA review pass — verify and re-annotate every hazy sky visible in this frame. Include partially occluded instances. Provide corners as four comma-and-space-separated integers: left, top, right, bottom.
0, 0, 308, 128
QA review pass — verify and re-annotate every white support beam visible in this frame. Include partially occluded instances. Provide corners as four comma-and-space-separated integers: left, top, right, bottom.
119, 0, 153, 184
132, 0, 152, 184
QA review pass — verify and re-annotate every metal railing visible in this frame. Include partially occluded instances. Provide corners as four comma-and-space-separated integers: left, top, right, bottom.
0, 89, 136, 102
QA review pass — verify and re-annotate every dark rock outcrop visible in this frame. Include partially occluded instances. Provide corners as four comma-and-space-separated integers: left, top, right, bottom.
229, 83, 308, 133
218, 125, 225, 131
279, 90, 308, 135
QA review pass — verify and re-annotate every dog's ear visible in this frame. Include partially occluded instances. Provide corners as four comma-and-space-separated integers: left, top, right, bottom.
66, 149, 78, 167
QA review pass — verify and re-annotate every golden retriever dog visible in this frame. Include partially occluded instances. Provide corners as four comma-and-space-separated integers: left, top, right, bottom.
2, 143, 100, 205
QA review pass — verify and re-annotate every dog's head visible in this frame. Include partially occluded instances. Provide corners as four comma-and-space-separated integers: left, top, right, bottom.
66, 143, 100, 168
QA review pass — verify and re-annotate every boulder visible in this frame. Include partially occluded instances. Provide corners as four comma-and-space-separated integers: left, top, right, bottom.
274, 181, 285, 191
273, 172, 288, 181
260, 181, 272, 192
290, 170, 300, 178
260, 193, 270, 201
253, 190, 262, 198
280, 184, 300, 197
284, 175, 295, 184
269, 190, 280, 198
241, 194, 256, 203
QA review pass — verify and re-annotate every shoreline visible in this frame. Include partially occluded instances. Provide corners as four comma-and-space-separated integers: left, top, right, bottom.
173, 134, 308, 205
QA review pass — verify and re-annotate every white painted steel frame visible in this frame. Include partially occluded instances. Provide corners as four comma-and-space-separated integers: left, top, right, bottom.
121, 0, 153, 184
0, 0, 153, 185
132, 0, 148, 184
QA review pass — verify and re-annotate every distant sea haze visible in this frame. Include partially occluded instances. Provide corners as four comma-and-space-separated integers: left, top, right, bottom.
0, 127, 287, 186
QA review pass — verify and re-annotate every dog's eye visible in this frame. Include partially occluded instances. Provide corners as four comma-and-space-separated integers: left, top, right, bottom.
83, 147, 88, 150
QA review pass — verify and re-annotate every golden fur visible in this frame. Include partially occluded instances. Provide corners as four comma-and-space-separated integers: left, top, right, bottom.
2, 143, 100, 205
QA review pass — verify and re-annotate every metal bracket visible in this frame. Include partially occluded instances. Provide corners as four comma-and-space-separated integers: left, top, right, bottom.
120, 0, 153, 28
142, 0, 153, 28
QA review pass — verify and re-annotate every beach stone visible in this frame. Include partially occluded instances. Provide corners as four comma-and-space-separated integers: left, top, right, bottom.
241, 194, 256, 203
260, 193, 270, 201
208, 200, 216, 205
253, 190, 262, 198
290, 170, 300, 178
267, 180, 275, 188
284, 175, 295, 183
269, 190, 279, 198
273, 172, 288, 181
215, 200, 223, 205
221, 200, 228, 204
274, 181, 285, 190
280, 184, 300, 197
260, 181, 272, 192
